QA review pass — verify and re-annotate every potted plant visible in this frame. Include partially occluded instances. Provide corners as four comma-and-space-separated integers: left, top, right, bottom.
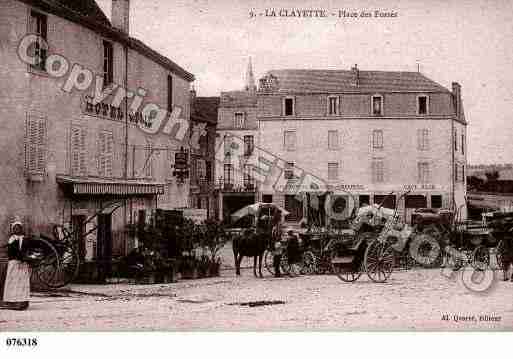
197, 254, 210, 278
200, 219, 229, 277
179, 254, 198, 279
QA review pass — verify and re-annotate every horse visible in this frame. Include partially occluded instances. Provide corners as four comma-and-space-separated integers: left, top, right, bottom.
232, 229, 269, 278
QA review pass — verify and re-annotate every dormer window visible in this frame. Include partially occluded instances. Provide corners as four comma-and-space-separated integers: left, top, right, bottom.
284, 97, 295, 116
417, 95, 429, 115
371, 95, 383, 116
327, 96, 339, 115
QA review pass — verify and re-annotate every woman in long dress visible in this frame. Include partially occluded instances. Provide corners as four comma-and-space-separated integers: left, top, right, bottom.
1, 220, 31, 310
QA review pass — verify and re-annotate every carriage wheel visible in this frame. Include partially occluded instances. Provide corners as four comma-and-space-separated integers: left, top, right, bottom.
471, 245, 490, 271
264, 249, 275, 275
364, 240, 395, 283
45, 243, 80, 288
332, 260, 363, 282
30, 238, 60, 290
300, 250, 317, 275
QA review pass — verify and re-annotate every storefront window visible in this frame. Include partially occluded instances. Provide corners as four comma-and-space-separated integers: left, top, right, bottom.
405, 195, 427, 208
431, 195, 442, 208
359, 195, 370, 207
373, 195, 396, 209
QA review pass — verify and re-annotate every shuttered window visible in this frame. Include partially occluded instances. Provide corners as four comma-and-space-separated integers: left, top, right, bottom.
417, 129, 429, 151
144, 143, 153, 178
372, 159, 384, 183
418, 162, 430, 183
98, 131, 114, 177
372, 129, 383, 149
284, 130, 296, 151
25, 116, 46, 174
71, 126, 87, 176
234, 112, 245, 128
328, 162, 339, 180
328, 130, 339, 150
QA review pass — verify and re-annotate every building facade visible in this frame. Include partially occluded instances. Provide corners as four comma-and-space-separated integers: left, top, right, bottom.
214, 60, 258, 221
0, 0, 194, 274
256, 67, 467, 223
217, 65, 467, 224
190, 94, 219, 218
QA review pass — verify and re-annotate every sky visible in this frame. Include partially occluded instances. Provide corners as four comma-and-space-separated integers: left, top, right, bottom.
96, 0, 513, 165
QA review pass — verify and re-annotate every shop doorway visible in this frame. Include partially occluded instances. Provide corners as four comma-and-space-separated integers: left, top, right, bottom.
71, 215, 86, 262
96, 213, 113, 281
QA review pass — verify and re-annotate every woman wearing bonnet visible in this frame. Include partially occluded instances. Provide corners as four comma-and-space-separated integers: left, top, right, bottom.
1, 219, 32, 310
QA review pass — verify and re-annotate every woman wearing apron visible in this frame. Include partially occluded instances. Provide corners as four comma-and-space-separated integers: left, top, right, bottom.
1, 220, 31, 310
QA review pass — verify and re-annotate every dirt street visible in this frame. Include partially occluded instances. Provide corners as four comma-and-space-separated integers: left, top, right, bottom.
1, 268, 512, 331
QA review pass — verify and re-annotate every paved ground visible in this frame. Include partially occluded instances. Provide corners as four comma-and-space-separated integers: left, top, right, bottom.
1, 266, 512, 331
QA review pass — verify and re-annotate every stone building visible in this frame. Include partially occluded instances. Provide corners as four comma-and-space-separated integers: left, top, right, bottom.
0, 0, 194, 276
217, 64, 467, 224
215, 59, 258, 221
190, 92, 219, 218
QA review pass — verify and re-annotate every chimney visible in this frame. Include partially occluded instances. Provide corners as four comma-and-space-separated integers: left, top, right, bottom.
112, 0, 130, 34
351, 64, 359, 86
452, 82, 461, 118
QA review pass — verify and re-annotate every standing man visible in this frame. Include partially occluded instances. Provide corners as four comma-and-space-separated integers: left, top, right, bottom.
272, 211, 284, 277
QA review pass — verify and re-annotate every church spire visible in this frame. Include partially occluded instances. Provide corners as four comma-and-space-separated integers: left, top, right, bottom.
245, 57, 256, 92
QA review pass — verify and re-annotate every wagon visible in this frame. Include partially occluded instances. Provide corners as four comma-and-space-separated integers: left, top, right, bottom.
331, 191, 418, 283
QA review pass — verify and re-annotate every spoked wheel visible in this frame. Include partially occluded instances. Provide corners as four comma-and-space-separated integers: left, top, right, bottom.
300, 250, 317, 275
29, 237, 61, 289
330, 245, 363, 282
471, 245, 490, 271
264, 249, 275, 275
46, 243, 80, 288
364, 240, 395, 283
332, 260, 363, 282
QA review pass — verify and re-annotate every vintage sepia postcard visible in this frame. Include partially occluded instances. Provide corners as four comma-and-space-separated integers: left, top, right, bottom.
0, 1, 512, 346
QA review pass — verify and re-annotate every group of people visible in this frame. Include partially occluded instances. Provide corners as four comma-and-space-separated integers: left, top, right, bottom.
0, 220, 32, 310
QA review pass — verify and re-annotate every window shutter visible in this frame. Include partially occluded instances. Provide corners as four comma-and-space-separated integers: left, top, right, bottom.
71, 126, 87, 176
105, 132, 113, 177
26, 116, 46, 174
145, 143, 153, 178
98, 131, 113, 177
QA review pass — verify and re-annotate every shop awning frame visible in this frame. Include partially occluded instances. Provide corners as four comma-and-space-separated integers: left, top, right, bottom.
56, 175, 165, 196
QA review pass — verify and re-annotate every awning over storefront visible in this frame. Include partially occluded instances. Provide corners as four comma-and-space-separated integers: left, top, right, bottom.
56, 175, 165, 196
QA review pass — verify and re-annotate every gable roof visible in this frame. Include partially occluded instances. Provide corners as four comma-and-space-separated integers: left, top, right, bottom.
220, 90, 257, 107
22, 0, 194, 81
50, 0, 110, 26
264, 69, 450, 93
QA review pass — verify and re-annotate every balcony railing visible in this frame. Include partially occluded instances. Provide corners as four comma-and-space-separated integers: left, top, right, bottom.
215, 178, 256, 192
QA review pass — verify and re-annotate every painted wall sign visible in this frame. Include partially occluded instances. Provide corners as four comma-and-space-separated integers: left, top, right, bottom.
403, 184, 437, 190
82, 96, 153, 129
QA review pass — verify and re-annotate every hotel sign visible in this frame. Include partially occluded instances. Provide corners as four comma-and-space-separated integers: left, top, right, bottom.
82, 96, 153, 129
